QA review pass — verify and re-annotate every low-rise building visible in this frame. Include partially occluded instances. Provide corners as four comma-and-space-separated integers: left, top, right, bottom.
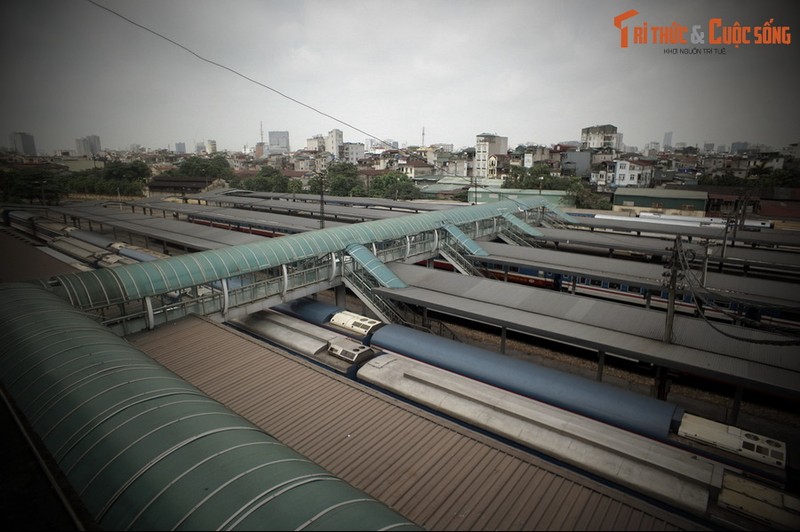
612, 187, 707, 215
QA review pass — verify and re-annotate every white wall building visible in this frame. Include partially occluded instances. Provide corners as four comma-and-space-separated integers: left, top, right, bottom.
325, 129, 343, 159
612, 159, 654, 188
581, 125, 622, 150
475, 133, 508, 178
306, 135, 325, 152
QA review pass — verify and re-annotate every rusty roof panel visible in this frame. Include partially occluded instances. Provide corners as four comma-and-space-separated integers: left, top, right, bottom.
128, 315, 707, 531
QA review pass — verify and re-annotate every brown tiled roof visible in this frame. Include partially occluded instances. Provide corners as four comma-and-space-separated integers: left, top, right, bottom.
129, 315, 705, 532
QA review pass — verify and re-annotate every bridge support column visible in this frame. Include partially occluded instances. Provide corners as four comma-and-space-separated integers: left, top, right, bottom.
596, 351, 605, 381
727, 385, 743, 425
654, 366, 674, 400
334, 284, 347, 308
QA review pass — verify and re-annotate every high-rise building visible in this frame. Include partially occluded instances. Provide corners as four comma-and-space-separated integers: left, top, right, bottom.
325, 129, 343, 159
644, 141, 660, 153
175, 142, 186, 154
580, 125, 622, 150
730, 141, 749, 154
9, 132, 37, 155
75, 135, 102, 156
206, 140, 217, 154
268, 131, 290, 154
475, 133, 508, 178
662, 131, 673, 151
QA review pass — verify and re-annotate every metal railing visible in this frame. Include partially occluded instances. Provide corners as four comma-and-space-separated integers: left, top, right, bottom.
439, 240, 484, 277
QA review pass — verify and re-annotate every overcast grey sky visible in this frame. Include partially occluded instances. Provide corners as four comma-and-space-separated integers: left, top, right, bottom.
2, 0, 798, 154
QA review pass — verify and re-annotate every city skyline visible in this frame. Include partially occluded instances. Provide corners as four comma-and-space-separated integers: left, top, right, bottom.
1, 1, 798, 155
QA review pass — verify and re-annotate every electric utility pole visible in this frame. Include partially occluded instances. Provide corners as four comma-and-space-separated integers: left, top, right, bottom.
664, 235, 682, 344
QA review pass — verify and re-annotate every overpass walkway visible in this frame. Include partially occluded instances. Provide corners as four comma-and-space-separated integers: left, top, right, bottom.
31, 198, 563, 335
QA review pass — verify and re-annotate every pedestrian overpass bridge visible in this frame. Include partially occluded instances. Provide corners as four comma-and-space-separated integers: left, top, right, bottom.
35, 198, 575, 335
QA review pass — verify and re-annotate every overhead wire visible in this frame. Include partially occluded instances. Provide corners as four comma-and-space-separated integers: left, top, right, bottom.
674, 241, 800, 345
84, 1, 571, 192
85, 0, 398, 151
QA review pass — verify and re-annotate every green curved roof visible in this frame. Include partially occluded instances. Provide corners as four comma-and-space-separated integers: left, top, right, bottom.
0, 282, 421, 530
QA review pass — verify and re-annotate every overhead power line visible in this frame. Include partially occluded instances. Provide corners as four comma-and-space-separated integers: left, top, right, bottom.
85, 0, 397, 150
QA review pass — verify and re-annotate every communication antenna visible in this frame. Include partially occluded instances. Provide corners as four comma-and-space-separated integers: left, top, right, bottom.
260, 121, 264, 143
422, 126, 425, 147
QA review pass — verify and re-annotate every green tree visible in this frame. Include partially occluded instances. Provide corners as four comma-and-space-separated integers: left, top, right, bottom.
176, 155, 232, 179
566, 180, 612, 210
250, 166, 289, 192
242, 176, 273, 192
756, 169, 800, 188
370, 171, 420, 200
451, 188, 470, 203
307, 172, 327, 195
326, 162, 362, 196
503, 164, 552, 189
104, 160, 151, 181
287, 179, 304, 194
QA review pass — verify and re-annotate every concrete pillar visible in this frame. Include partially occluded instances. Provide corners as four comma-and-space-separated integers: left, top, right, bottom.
596, 351, 605, 381
334, 284, 347, 308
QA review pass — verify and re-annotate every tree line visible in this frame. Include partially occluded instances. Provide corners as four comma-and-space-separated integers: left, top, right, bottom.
228, 162, 421, 200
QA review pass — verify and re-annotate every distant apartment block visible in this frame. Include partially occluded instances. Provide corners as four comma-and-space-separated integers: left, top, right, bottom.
366, 138, 399, 152
430, 143, 453, 153
175, 142, 186, 154
612, 159, 654, 188
580, 125, 622, 150
75, 135, 102, 156
663, 131, 673, 150
206, 140, 217, 154
523, 146, 551, 168
340, 142, 365, 164
306, 135, 325, 152
730, 141, 749, 154
475, 133, 508, 178
9, 131, 37, 155
268, 131, 290, 154
325, 129, 343, 159
561, 150, 591, 177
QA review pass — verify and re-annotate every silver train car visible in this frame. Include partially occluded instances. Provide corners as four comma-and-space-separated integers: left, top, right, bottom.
275, 298, 789, 475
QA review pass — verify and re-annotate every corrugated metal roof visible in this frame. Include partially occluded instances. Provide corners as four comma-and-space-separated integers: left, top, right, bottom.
376, 264, 800, 398
472, 242, 800, 307
524, 227, 800, 272
129, 315, 707, 531
133, 198, 377, 225
614, 189, 708, 199
190, 189, 459, 212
